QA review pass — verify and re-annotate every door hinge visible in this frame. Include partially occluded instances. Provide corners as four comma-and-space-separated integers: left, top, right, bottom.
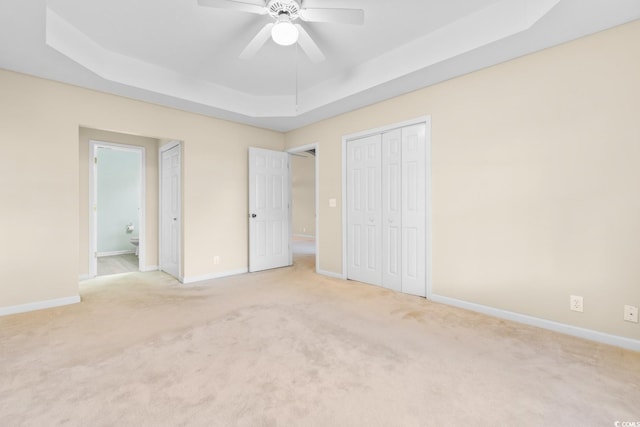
94, 157, 97, 164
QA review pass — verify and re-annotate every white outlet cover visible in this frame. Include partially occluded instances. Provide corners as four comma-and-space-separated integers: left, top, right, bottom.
570, 295, 583, 312
624, 305, 639, 323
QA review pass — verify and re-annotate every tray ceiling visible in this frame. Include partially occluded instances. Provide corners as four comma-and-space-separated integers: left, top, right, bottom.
1, 0, 639, 131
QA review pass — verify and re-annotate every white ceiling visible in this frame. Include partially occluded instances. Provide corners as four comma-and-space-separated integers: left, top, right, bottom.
1, 0, 639, 131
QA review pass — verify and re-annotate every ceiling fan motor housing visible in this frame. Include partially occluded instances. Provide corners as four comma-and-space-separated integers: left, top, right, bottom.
268, 0, 300, 21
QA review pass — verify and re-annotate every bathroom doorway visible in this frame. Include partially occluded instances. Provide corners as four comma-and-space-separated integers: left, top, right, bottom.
288, 144, 318, 271
89, 140, 145, 277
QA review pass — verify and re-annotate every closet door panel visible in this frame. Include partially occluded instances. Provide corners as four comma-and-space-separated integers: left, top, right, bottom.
382, 129, 402, 291
401, 123, 427, 296
347, 134, 382, 285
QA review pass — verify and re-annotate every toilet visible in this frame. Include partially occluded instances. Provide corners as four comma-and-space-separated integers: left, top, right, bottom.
130, 237, 139, 256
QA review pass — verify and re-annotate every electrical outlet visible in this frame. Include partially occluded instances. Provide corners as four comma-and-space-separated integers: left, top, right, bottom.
570, 295, 583, 312
213, 256, 220, 265
624, 305, 638, 323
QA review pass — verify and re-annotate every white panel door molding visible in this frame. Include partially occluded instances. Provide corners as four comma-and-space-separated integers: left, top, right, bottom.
346, 134, 382, 286
249, 147, 291, 272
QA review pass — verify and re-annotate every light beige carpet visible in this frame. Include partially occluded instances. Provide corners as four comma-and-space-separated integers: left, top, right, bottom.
1, 253, 639, 426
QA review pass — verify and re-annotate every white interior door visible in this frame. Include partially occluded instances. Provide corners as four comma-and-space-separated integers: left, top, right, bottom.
401, 123, 427, 297
347, 134, 382, 286
382, 129, 402, 292
160, 143, 181, 278
249, 147, 291, 272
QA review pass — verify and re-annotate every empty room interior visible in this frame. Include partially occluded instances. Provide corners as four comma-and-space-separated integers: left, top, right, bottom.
1, 0, 640, 425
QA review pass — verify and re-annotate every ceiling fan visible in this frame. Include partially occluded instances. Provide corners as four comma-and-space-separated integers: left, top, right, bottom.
197, 0, 364, 63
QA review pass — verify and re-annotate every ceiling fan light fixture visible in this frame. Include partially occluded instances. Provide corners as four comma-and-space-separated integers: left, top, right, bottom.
271, 18, 298, 46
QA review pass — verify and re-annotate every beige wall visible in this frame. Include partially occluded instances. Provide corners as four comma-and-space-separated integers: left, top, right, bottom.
2, 20, 639, 342
0, 69, 284, 308
291, 154, 315, 237
285, 21, 640, 340
78, 128, 160, 277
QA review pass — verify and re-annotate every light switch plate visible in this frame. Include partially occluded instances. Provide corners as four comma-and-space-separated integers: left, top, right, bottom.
329, 198, 337, 208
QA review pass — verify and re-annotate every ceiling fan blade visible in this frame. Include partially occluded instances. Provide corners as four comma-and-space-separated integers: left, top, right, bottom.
298, 8, 364, 25
295, 24, 325, 63
197, 0, 267, 15
239, 23, 274, 59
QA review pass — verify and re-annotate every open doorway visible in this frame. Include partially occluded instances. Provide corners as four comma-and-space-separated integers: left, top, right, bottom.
288, 144, 318, 271
80, 128, 183, 281
89, 141, 145, 277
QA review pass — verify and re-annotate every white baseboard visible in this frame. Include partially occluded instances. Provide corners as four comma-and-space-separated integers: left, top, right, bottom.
97, 250, 135, 257
430, 293, 640, 352
317, 269, 344, 279
293, 234, 315, 239
182, 268, 249, 284
0, 295, 81, 317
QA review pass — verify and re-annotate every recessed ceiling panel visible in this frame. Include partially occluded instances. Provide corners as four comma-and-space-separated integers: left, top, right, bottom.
47, 0, 502, 95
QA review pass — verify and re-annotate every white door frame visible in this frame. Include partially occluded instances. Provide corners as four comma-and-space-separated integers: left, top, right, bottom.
341, 116, 432, 298
159, 140, 183, 280
287, 143, 319, 273
89, 140, 146, 277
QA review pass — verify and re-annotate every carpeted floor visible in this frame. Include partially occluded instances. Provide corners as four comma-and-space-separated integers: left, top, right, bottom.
1, 252, 638, 426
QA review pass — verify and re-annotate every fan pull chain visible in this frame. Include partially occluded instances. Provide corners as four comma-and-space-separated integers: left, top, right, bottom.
295, 42, 299, 113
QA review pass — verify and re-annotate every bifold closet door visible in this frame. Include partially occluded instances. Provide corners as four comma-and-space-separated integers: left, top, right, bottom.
347, 122, 426, 296
400, 123, 426, 297
382, 129, 402, 292
346, 134, 382, 286
381, 124, 426, 296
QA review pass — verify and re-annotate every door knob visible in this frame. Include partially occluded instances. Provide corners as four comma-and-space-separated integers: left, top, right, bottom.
251, 213, 257, 218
